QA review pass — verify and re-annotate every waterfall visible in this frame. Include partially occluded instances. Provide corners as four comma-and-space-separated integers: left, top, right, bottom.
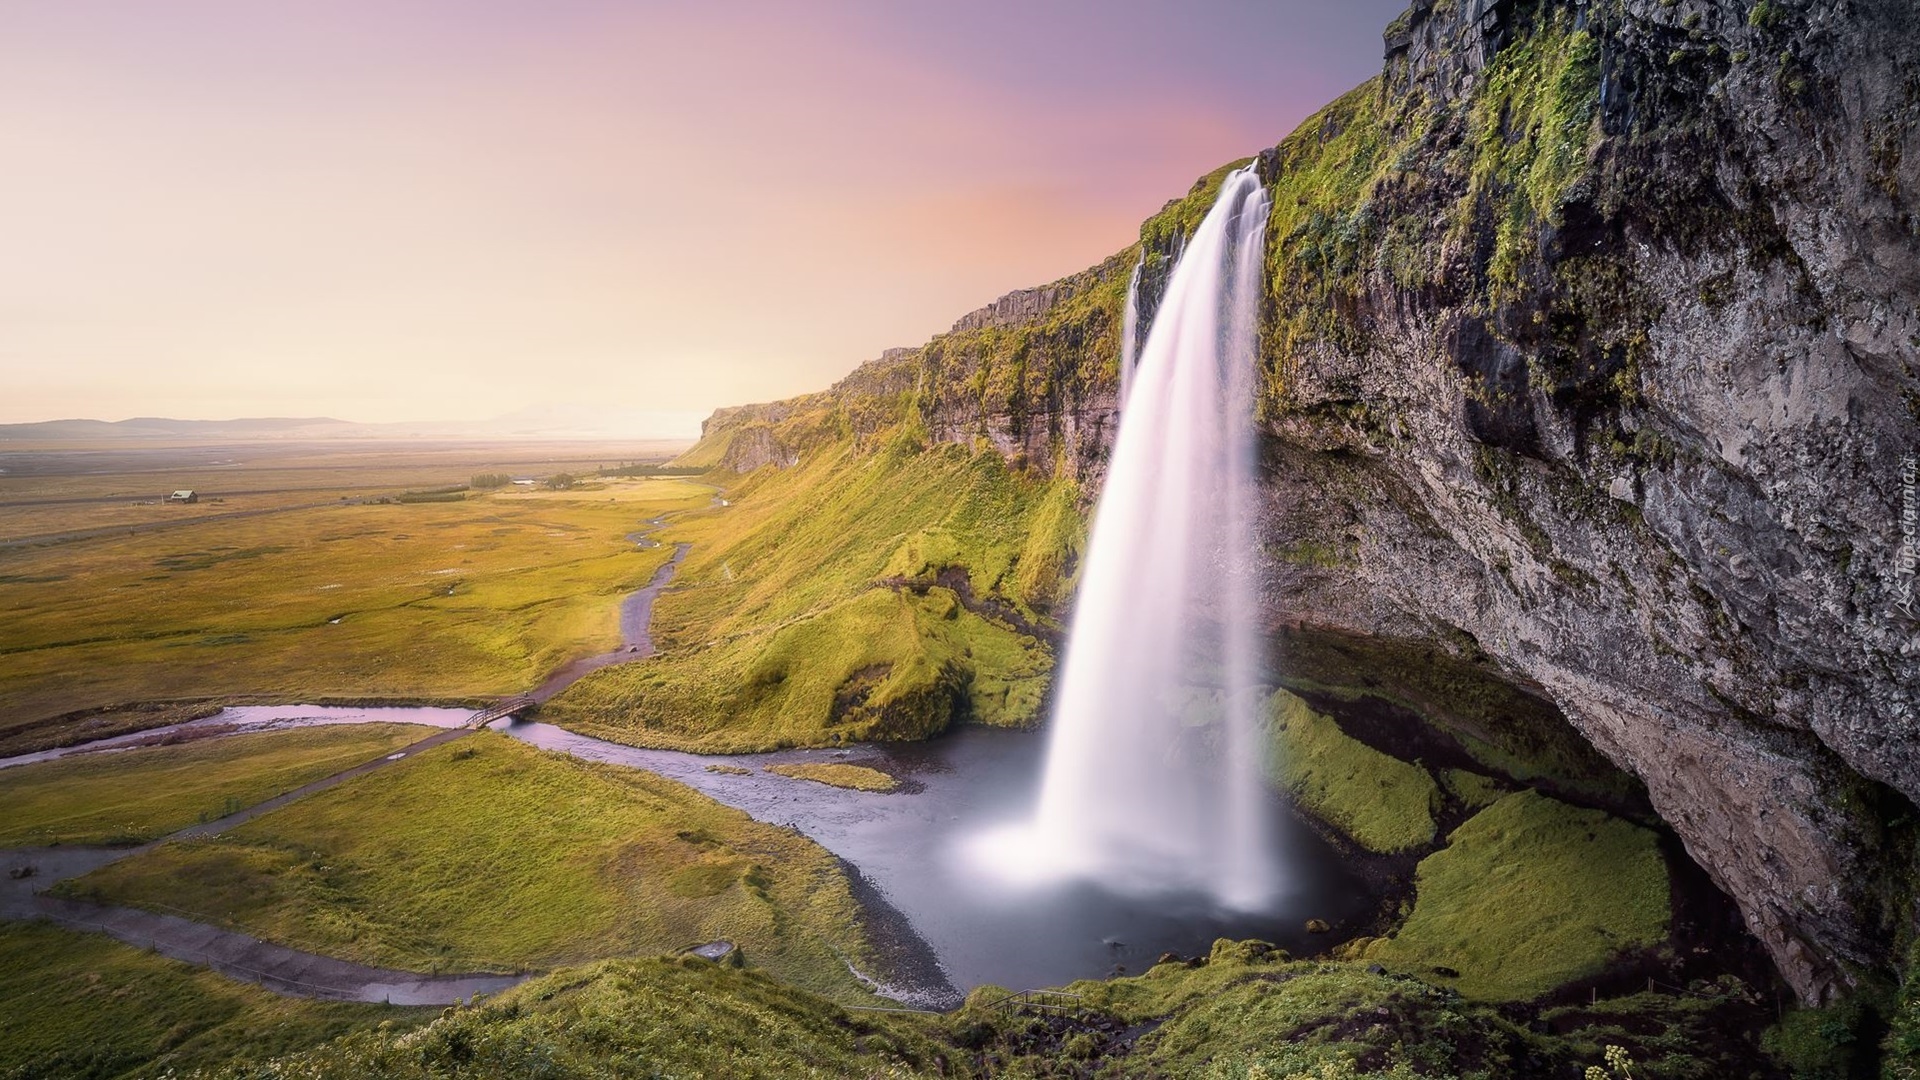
1118, 251, 1143, 406
971, 165, 1277, 910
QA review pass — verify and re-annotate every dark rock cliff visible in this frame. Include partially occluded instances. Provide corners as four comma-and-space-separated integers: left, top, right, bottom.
1247, 0, 1920, 1005
687, 0, 1919, 1004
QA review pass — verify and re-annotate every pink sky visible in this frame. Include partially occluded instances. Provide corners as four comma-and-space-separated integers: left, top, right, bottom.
0, 1, 1403, 431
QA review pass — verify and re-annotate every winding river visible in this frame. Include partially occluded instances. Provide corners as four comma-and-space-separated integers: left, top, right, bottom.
2, 702, 1371, 1001
0, 504, 1375, 1003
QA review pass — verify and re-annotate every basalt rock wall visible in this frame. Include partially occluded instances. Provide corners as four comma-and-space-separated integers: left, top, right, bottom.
686, 0, 1920, 1003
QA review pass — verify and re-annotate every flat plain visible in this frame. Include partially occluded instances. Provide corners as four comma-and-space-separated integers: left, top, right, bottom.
0, 438, 699, 749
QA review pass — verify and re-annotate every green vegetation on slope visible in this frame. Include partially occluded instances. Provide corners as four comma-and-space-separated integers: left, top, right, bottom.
180, 938, 1778, 1080
667, 442, 1079, 636
1890, 940, 1920, 1074
0, 478, 709, 729
62, 733, 875, 999
1463, 16, 1602, 300
982, 937, 1759, 1080
0, 921, 418, 1080
1439, 767, 1510, 811
1265, 691, 1439, 854
1260, 8, 1603, 398
550, 586, 1048, 751
0, 723, 428, 846
200, 957, 955, 1080
1363, 790, 1670, 1001
544, 443, 1076, 751
1033, 941, 1520, 1077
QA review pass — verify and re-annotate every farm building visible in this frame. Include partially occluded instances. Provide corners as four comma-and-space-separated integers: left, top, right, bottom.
167, 490, 198, 504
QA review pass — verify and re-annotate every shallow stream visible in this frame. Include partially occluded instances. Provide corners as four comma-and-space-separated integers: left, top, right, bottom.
2, 703, 1372, 997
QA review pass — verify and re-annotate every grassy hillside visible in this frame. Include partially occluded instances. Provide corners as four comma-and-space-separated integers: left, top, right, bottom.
542, 442, 1079, 751
200, 956, 958, 1080
1361, 790, 1671, 1001
60, 733, 879, 1000
194, 936, 1774, 1080
1265, 690, 1440, 854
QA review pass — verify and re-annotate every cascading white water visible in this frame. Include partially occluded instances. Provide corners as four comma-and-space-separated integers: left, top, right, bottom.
971, 165, 1276, 910
1118, 251, 1144, 406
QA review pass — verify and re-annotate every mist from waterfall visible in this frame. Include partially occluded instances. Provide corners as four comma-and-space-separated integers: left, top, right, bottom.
969, 165, 1277, 910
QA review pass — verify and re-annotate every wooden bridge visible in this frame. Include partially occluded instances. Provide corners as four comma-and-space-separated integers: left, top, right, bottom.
466, 696, 533, 728
979, 989, 1086, 1016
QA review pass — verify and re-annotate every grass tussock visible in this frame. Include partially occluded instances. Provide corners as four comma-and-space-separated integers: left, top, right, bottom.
1440, 767, 1510, 811
1362, 790, 1670, 1001
0, 723, 429, 847
764, 762, 900, 793
60, 733, 878, 1000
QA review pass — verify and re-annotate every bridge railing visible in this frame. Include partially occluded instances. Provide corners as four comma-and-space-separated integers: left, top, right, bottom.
978, 989, 1086, 1015
466, 696, 533, 728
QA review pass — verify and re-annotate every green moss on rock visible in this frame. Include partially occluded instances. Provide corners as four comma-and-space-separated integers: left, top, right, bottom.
1365, 790, 1671, 1001
1440, 767, 1510, 810
1265, 690, 1440, 854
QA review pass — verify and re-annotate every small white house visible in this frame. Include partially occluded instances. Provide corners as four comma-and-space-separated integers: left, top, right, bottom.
167, 490, 198, 504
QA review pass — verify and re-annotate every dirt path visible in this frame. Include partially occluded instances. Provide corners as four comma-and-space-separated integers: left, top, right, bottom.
153, 726, 473, 846
7, 878, 521, 1004
528, 539, 692, 703
0, 726, 525, 1005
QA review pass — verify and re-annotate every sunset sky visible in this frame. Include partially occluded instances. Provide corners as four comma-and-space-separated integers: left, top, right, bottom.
1, 1, 1402, 432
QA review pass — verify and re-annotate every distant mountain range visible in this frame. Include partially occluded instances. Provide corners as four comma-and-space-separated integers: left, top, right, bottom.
0, 407, 706, 442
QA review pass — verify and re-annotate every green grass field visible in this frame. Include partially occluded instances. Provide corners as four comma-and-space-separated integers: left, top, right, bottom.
1362, 790, 1671, 1001
0, 722, 430, 846
0, 920, 422, 1080
543, 441, 1080, 751
0, 476, 709, 739
60, 733, 879, 1000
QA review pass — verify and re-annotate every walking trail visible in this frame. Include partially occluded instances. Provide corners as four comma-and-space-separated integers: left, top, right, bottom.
0, 726, 522, 1004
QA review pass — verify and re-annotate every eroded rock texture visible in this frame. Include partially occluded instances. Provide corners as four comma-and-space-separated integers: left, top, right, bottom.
691, 0, 1918, 1002
1244, 0, 1919, 1003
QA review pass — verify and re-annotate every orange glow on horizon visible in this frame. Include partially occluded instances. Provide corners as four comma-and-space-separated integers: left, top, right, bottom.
0, 1, 1402, 427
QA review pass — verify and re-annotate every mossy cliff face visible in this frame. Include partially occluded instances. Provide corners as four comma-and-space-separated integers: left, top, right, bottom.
687, 0, 1918, 1004
1244, 0, 1920, 1007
